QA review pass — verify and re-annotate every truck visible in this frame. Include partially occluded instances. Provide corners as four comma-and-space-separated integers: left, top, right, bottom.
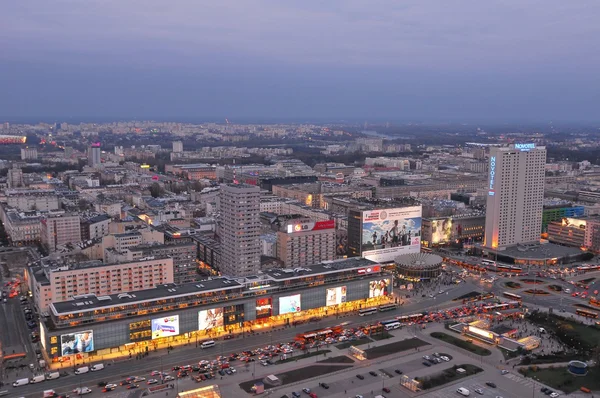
43, 390, 56, 398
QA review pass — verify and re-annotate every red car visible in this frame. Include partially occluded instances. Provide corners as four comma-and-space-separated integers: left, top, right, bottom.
382, 387, 391, 393
309, 393, 317, 398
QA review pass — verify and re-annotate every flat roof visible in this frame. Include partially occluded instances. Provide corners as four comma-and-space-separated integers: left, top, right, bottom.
52, 279, 244, 315
264, 257, 379, 280
488, 243, 582, 260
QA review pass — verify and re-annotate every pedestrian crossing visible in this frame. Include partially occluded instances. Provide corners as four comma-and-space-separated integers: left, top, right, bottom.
504, 372, 539, 390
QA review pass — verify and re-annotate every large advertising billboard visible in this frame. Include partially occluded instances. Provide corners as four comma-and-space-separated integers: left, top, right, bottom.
151, 315, 180, 339
369, 279, 390, 298
286, 219, 335, 234
279, 294, 301, 314
361, 206, 422, 262
431, 218, 453, 244
198, 308, 223, 331
326, 286, 347, 306
60, 330, 94, 356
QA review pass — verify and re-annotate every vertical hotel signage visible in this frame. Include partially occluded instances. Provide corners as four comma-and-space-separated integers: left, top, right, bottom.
488, 156, 496, 196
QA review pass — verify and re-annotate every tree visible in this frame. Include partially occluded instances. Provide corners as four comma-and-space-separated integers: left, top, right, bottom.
149, 183, 164, 198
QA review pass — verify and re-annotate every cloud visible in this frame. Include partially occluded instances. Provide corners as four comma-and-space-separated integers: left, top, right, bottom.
1, 0, 599, 69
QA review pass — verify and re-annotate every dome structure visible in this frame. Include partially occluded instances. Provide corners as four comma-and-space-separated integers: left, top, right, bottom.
395, 252, 443, 279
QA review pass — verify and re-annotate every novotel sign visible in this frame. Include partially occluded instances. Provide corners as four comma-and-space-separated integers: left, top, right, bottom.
515, 143, 536, 151
488, 156, 496, 196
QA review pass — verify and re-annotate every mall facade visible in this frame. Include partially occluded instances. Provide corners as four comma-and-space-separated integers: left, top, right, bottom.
39, 258, 394, 361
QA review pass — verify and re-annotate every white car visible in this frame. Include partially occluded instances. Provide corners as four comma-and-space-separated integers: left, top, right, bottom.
164, 375, 175, 381
550, 393, 559, 398
440, 356, 450, 361
73, 386, 92, 395
474, 388, 484, 395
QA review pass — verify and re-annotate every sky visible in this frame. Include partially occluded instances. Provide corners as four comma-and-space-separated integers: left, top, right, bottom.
1, 0, 600, 122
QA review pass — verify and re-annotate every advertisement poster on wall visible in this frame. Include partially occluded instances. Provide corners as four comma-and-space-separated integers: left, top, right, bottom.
326, 286, 347, 306
279, 294, 301, 314
60, 330, 94, 356
256, 298, 273, 319
198, 308, 224, 331
369, 279, 390, 298
361, 206, 422, 262
151, 315, 180, 339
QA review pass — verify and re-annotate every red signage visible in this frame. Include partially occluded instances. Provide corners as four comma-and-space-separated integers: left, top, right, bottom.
313, 220, 335, 230
357, 265, 381, 275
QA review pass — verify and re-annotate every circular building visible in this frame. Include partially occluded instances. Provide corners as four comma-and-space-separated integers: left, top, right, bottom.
568, 360, 588, 375
395, 253, 443, 280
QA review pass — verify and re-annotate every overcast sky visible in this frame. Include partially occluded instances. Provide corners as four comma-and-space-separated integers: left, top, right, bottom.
2, 0, 599, 122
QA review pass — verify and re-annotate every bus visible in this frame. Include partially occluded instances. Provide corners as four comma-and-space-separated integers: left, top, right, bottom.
576, 309, 599, 318
589, 297, 600, 308
396, 313, 423, 323
380, 320, 401, 330
576, 265, 600, 273
497, 265, 523, 273
379, 303, 398, 312
483, 301, 521, 312
421, 247, 433, 253
503, 292, 522, 301
359, 307, 378, 316
482, 259, 496, 266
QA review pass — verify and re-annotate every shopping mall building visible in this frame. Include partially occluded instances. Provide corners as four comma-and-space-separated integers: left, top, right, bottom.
39, 258, 394, 361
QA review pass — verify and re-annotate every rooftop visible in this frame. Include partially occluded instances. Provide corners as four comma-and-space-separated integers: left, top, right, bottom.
489, 243, 583, 260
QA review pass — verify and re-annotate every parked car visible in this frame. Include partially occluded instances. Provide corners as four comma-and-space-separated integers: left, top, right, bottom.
356, 374, 364, 380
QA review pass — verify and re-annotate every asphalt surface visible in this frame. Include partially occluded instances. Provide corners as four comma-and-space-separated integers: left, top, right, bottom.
6, 281, 476, 397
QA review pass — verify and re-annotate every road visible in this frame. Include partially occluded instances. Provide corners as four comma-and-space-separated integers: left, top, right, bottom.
7, 281, 477, 397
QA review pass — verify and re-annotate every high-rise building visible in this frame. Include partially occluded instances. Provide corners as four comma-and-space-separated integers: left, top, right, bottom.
172, 140, 183, 153
87, 144, 101, 167
21, 147, 38, 160
41, 213, 82, 252
7, 166, 24, 188
276, 218, 336, 267
484, 143, 546, 249
220, 183, 261, 276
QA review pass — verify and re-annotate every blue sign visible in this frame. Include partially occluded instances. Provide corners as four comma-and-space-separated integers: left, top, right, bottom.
515, 143, 535, 151
488, 156, 496, 195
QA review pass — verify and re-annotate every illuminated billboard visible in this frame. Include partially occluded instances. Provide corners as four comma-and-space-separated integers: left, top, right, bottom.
369, 279, 390, 298
256, 298, 272, 319
279, 294, 301, 314
198, 308, 223, 331
60, 330, 94, 356
561, 218, 586, 229
326, 286, 347, 306
361, 206, 422, 262
151, 315, 180, 339
431, 218, 452, 244
287, 219, 335, 234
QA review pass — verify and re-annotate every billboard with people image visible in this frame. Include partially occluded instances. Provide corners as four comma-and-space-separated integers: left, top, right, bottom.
60, 330, 94, 356
361, 206, 422, 262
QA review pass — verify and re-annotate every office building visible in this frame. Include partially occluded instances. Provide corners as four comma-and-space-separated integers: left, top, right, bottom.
220, 183, 261, 276
20, 147, 38, 160
276, 218, 336, 267
172, 140, 183, 153
5, 189, 60, 212
41, 213, 82, 252
27, 256, 174, 312
87, 144, 101, 167
484, 144, 546, 249
7, 166, 24, 188
80, 214, 112, 241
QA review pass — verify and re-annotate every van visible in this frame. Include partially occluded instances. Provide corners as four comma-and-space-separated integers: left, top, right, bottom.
43, 390, 56, 398
564, 288, 571, 294
45, 371, 60, 380
30, 375, 46, 384
12, 378, 29, 387
201, 340, 215, 349
75, 366, 89, 375
91, 363, 104, 371
456, 387, 470, 396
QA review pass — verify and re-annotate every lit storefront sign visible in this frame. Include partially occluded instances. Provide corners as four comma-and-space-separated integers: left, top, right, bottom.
488, 156, 496, 196
256, 298, 272, 319
287, 219, 335, 234
357, 265, 381, 275
515, 143, 535, 151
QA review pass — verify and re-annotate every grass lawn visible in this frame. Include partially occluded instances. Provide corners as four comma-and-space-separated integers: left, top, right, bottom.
364, 337, 430, 359
453, 291, 481, 301
277, 349, 331, 364
505, 281, 522, 289
527, 312, 600, 352
519, 366, 600, 394
317, 355, 355, 364
370, 331, 393, 341
416, 364, 483, 390
523, 289, 550, 295
431, 332, 492, 356
498, 347, 520, 360
335, 337, 371, 350
238, 364, 352, 392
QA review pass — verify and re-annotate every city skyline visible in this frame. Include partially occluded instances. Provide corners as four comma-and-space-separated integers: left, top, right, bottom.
1, 1, 600, 121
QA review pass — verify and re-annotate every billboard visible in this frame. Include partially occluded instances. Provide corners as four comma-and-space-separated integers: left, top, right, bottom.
151, 315, 180, 339
431, 218, 453, 244
287, 219, 335, 234
279, 294, 301, 314
198, 308, 223, 331
326, 286, 347, 306
361, 206, 422, 262
369, 279, 390, 298
60, 330, 94, 356
256, 298, 273, 319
